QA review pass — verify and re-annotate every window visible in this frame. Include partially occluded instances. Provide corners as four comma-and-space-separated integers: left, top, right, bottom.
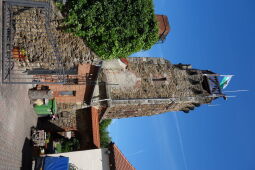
152, 77, 167, 81
66, 78, 78, 85
59, 91, 76, 96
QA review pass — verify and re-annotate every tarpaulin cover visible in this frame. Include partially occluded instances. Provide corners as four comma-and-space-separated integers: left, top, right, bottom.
43, 156, 69, 170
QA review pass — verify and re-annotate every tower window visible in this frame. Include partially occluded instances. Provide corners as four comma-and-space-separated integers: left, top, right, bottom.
152, 77, 167, 81
59, 91, 76, 96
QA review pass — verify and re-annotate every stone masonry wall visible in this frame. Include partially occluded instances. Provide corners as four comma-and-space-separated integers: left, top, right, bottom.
109, 57, 210, 101
101, 57, 213, 119
104, 103, 175, 119
49, 111, 77, 131
12, 5, 99, 71
103, 100, 205, 119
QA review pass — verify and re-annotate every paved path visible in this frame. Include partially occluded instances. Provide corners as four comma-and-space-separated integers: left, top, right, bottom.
0, 0, 38, 169
0, 82, 38, 170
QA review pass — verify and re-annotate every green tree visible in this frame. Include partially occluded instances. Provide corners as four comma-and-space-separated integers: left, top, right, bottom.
99, 119, 112, 147
60, 138, 80, 152
62, 0, 159, 59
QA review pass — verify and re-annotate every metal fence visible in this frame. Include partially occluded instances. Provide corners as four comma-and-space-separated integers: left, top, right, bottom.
1, 0, 65, 84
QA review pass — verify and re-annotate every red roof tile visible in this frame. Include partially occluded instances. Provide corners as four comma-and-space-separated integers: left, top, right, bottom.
91, 107, 100, 148
120, 58, 129, 65
109, 143, 136, 170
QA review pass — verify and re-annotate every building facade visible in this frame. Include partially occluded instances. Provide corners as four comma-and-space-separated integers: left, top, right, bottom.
35, 64, 99, 105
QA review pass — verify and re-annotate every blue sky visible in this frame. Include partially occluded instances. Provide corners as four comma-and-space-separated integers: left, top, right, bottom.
109, 0, 255, 170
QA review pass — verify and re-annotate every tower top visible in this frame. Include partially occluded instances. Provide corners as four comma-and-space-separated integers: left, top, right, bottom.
156, 15, 170, 43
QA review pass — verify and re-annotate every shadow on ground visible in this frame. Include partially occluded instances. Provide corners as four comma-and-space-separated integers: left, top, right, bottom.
21, 138, 33, 170
37, 117, 65, 132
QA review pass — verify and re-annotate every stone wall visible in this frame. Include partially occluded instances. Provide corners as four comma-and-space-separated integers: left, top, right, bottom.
12, 5, 99, 71
103, 97, 209, 119
49, 111, 77, 131
100, 57, 213, 119
104, 103, 175, 119
106, 57, 211, 100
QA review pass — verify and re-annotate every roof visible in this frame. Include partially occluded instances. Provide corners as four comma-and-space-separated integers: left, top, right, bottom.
156, 14, 170, 40
108, 143, 136, 170
91, 107, 100, 148
120, 58, 129, 65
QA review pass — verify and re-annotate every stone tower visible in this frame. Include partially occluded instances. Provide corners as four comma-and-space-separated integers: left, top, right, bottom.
91, 57, 225, 120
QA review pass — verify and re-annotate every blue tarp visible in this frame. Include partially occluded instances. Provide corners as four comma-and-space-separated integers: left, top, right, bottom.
43, 156, 69, 170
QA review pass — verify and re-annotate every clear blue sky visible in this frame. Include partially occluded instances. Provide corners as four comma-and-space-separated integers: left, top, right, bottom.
109, 0, 255, 170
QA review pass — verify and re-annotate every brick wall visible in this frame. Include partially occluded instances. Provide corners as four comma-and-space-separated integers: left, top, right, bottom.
48, 84, 86, 104
156, 15, 170, 40
37, 64, 99, 104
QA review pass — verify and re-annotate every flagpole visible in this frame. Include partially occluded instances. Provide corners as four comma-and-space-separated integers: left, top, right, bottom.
203, 74, 235, 77
219, 75, 235, 77
225, 96, 237, 98
223, 90, 248, 93
203, 74, 219, 76
208, 104, 220, 107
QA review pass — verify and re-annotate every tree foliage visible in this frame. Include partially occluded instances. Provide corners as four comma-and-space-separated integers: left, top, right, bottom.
99, 119, 112, 147
62, 0, 159, 59
60, 138, 80, 153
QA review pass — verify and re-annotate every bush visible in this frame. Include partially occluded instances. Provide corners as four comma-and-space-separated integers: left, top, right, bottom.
99, 119, 112, 147
62, 0, 159, 59
60, 138, 80, 152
